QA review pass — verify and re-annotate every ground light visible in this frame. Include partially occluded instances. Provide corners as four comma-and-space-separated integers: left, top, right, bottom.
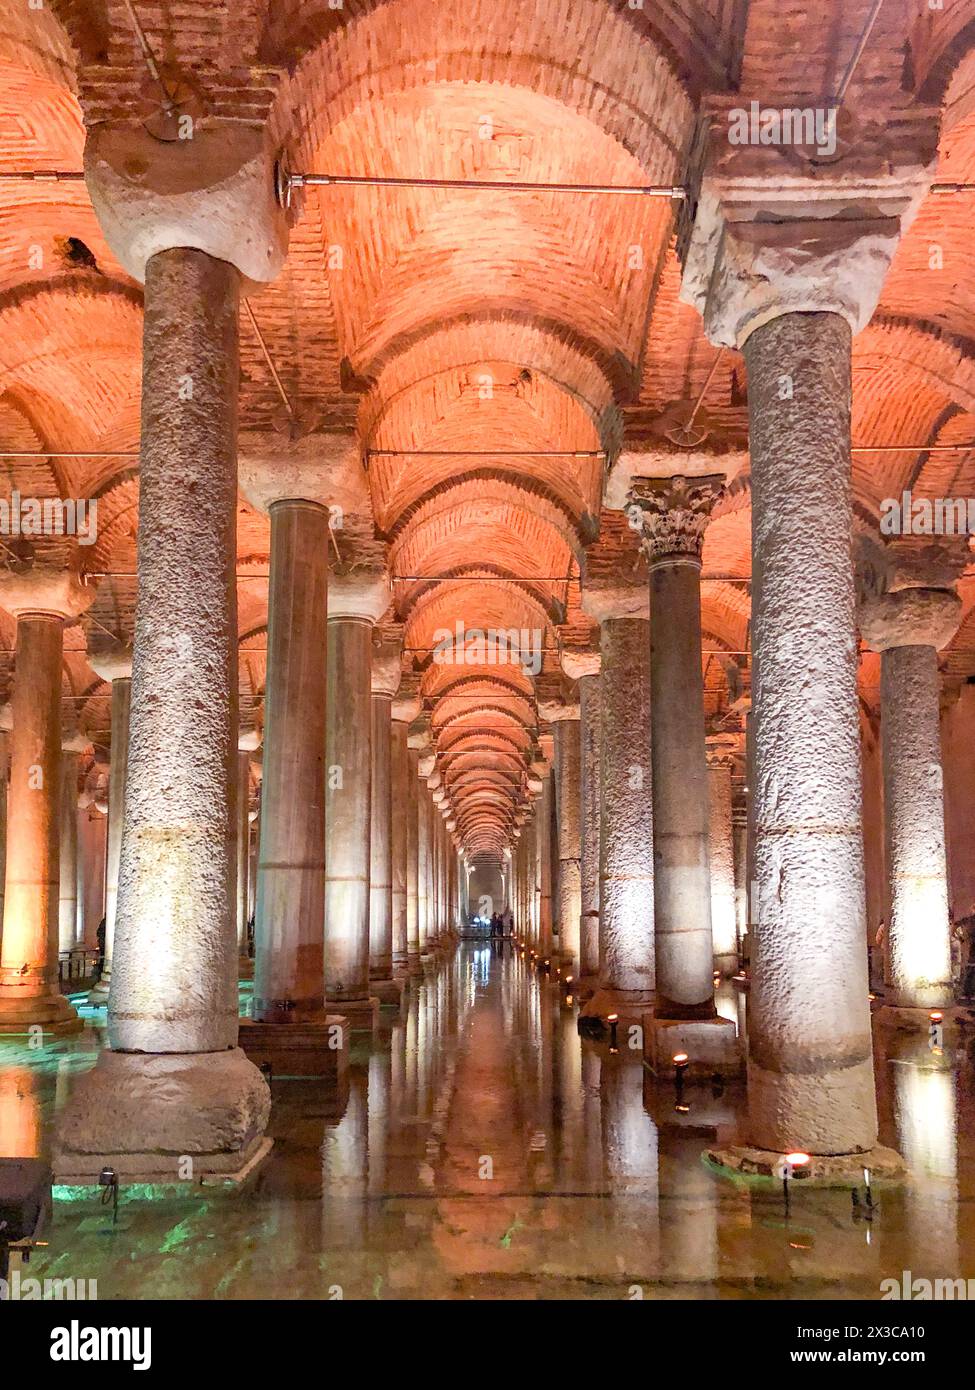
929, 1010, 944, 1054
607, 1013, 619, 1049
779, 1152, 810, 1217
673, 1052, 689, 1100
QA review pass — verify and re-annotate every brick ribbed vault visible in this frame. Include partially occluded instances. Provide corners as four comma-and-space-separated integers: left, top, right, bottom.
3, 1, 975, 863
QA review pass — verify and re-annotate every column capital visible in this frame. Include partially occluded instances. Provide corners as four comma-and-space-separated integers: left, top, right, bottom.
0, 566, 94, 621
860, 586, 962, 653
705, 734, 741, 770
560, 646, 600, 680
680, 164, 931, 348
392, 674, 422, 724
371, 631, 402, 698
87, 646, 133, 684
84, 121, 290, 284
239, 432, 368, 513
328, 556, 391, 624
417, 752, 436, 779
627, 473, 725, 567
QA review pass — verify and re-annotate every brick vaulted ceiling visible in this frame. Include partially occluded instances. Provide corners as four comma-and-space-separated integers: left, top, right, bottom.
3, 1, 975, 862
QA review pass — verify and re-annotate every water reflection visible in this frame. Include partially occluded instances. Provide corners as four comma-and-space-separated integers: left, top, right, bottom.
9, 944, 975, 1299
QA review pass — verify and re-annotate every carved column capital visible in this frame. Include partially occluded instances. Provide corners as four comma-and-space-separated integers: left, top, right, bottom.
627, 473, 725, 567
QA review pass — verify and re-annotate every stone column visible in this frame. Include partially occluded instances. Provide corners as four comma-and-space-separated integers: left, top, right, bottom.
563, 650, 601, 992
554, 712, 582, 978
369, 635, 401, 1003
860, 583, 962, 1015
390, 700, 415, 978
406, 743, 422, 968
235, 740, 257, 980
57, 247, 278, 1178
706, 744, 739, 976
86, 651, 131, 1006
580, 611, 654, 1026
416, 754, 435, 956
325, 569, 390, 1026
58, 743, 83, 957
630, 474, 723, 1020
681, 171, 928, 1166
0, 572, 90, 1035
245, 497, 329, 1024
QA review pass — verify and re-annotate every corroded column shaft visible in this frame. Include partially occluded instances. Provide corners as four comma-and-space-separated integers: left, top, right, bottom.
880, 643, 953, 1007
555, 718, 582, 975
597, 617, 654, 1006
110, 249, 241, 1054
255, 501, 329, 1020
745, 311, 875, 1155
0, 615, 78, 1030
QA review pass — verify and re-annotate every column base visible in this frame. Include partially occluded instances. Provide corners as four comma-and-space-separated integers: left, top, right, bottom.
579, 987, 654, 1030
406, 952, 423, 977
0, 992, 82, 1037
53, 1047, 271, 1184
704, 1142, 907, 1187
87, 977, 110, 1007
237, 957, 255, 981
575, 972, 598, 1002
713, 953, 738, 979
238, 1015, 350, 1082
370, 976, 405, 1005
644, 1014, 742, 1079
326, 995, 379, 1029
874, 1003, 962, 1033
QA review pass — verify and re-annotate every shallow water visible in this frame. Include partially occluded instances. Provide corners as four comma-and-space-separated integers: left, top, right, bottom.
3, 941, 974, 1300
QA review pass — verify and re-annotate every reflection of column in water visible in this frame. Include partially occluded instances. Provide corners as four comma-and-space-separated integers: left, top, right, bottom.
0, 1064, 42, 1158
556, 1010, 587, 1190
368, 1050, 390, 1200
599, 1053, 659, 1280
893, 1039, 958, 1272
581, 1045, 604, 1193
657, 1123, 719, 1292
321, 1068, 369, 1248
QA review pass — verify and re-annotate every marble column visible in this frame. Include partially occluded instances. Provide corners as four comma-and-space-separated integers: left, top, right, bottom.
86, 651, 131, 1006
706, 743, 739, 976
0, 575, 90, 1035
744, 311, 876, 1155
253, 499, 330, 1022
860, 583, 961, 1013
554, 713, 582, 977
57, 248, 273, 1177
416, 756, 435, 955
563, 651, 601, 992
235, 742, 255, 979
325, 570, 389, 1023
369, 637, 401, 1003
630, 475, 722, 1018
582, 612, 654, 1025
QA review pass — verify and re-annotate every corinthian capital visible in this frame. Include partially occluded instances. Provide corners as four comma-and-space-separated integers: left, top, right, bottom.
626, 474, 725, 566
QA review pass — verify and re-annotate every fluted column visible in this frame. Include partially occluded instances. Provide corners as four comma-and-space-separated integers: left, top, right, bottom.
860, 581, 962, 1013
325, 569, 390, 1022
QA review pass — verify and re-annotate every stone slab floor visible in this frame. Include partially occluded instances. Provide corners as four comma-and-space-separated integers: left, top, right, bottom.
3, 943, 974, 1300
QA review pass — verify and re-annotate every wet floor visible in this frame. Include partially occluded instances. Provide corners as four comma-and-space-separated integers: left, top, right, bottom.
4, 941, 975, 1299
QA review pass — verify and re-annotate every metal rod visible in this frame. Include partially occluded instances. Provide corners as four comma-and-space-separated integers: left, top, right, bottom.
368, 449, 605, 458
0, 171, 86, 182
243, 300, 296, 421
294, 172, 686, 198
833, 0, 886, 106
121, 0, 175, 114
